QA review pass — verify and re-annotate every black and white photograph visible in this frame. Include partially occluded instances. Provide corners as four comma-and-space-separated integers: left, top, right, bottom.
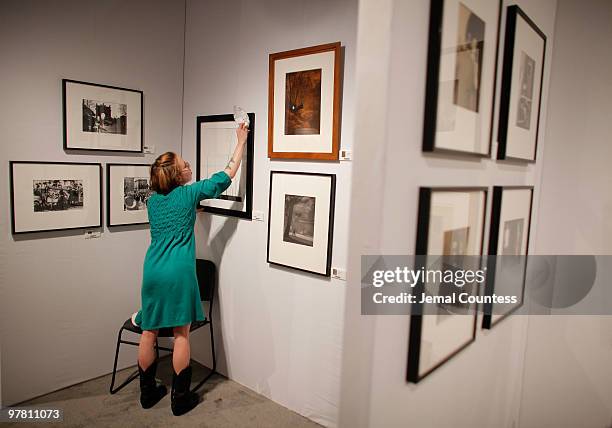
453, 2, 485, 113
267, 171, 335, 276
82, 99, 127, 134
107, 164, 152, 227
283, 194, 316, 247
63, 79, 143, 152
422, 0, 501, 155
516, 51, 536, 130
482, 186, 533, 329
408, 187, 486, 383
497, 5, 546, 161
196, 113, 254, 219
33, 179, 83, 212
10, 162, 102, 234
123, 177, 151, 211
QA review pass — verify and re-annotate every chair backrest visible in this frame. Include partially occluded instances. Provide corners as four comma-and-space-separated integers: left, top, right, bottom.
196, 259, 216, 303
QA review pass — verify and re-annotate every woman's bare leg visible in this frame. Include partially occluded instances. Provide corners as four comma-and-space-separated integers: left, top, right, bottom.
138, 329, 159, 370
172, 324, 191, 373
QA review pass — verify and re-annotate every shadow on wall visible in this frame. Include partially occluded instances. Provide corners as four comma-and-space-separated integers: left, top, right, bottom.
194, 213, 276, 397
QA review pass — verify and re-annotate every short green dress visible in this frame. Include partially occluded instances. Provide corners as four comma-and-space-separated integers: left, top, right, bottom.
134, 171, 231, 330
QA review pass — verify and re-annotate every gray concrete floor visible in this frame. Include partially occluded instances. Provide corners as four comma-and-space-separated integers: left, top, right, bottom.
3, 357, 322, 428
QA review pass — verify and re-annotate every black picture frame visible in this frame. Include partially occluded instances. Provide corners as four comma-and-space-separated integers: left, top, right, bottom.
196, 113, 254, 219
422, 0, 502, 157
407, 186, 488, 383
497, 6, 547, 162
106, 163, 152, 227
482, 185, 534, 329
62, 79, 144, 153
267, 171, 336, 277
10, 161, 103, 234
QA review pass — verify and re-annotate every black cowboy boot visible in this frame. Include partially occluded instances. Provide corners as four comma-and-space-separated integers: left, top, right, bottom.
171, 366, 200, 416
138, 360, 167, 409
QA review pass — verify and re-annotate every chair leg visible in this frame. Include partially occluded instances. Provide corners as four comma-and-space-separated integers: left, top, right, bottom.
192, 322, 217, 393
109, 327, 140, 395
209, 320, 217, 373
109, 327, 125, 394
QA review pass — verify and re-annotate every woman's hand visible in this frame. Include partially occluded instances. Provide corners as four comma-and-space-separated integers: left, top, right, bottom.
236, 122, 249, 145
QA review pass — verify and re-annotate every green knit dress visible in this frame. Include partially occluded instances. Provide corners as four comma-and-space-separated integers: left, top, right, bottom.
134, 171, 231, 330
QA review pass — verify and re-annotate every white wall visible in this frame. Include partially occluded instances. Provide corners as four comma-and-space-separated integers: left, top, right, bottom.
0, 0, 185, 406
340, 0, 558, 427
181, 1, 357, 426
519, 0, 612, 426
0, 1, 357, 422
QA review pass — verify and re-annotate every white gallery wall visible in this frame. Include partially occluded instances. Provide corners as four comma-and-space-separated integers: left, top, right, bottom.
181, 1, 357, 426
519, 0, 612, 426
0, 0, 185, 406
340, 0, 559, 427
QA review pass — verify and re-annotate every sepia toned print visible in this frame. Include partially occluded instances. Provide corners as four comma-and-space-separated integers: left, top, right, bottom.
454, 2, 485, 113
437, 226, 472, 321
283, 194, 316, 246
285, 69, 322, 135
443, 226, 470, 256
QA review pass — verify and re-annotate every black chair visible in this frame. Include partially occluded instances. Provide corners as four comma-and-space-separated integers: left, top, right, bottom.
109, 259, 218, 394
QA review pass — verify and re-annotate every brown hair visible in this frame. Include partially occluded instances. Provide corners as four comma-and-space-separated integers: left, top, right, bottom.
150, 152, 182, 194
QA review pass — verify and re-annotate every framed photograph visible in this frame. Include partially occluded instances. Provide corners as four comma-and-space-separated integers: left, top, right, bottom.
497, 6, 546, 162
62, 79, 143, 152
268, 42, 342, 160
10, 161, 102, 234
482, 186, 533, 329
106, 164, 152, 227
407, 187, 487, 383
196, 113, 254, 219
267, 171, 335, 276
423, 0, 502, 156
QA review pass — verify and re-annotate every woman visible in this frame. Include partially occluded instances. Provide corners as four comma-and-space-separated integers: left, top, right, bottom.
133, 123, 248, 416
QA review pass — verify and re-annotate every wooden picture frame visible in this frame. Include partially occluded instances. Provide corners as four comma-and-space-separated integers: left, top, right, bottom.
63, 79, 143, 153
196, 113, 254, 219
268, 42, 342, 160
